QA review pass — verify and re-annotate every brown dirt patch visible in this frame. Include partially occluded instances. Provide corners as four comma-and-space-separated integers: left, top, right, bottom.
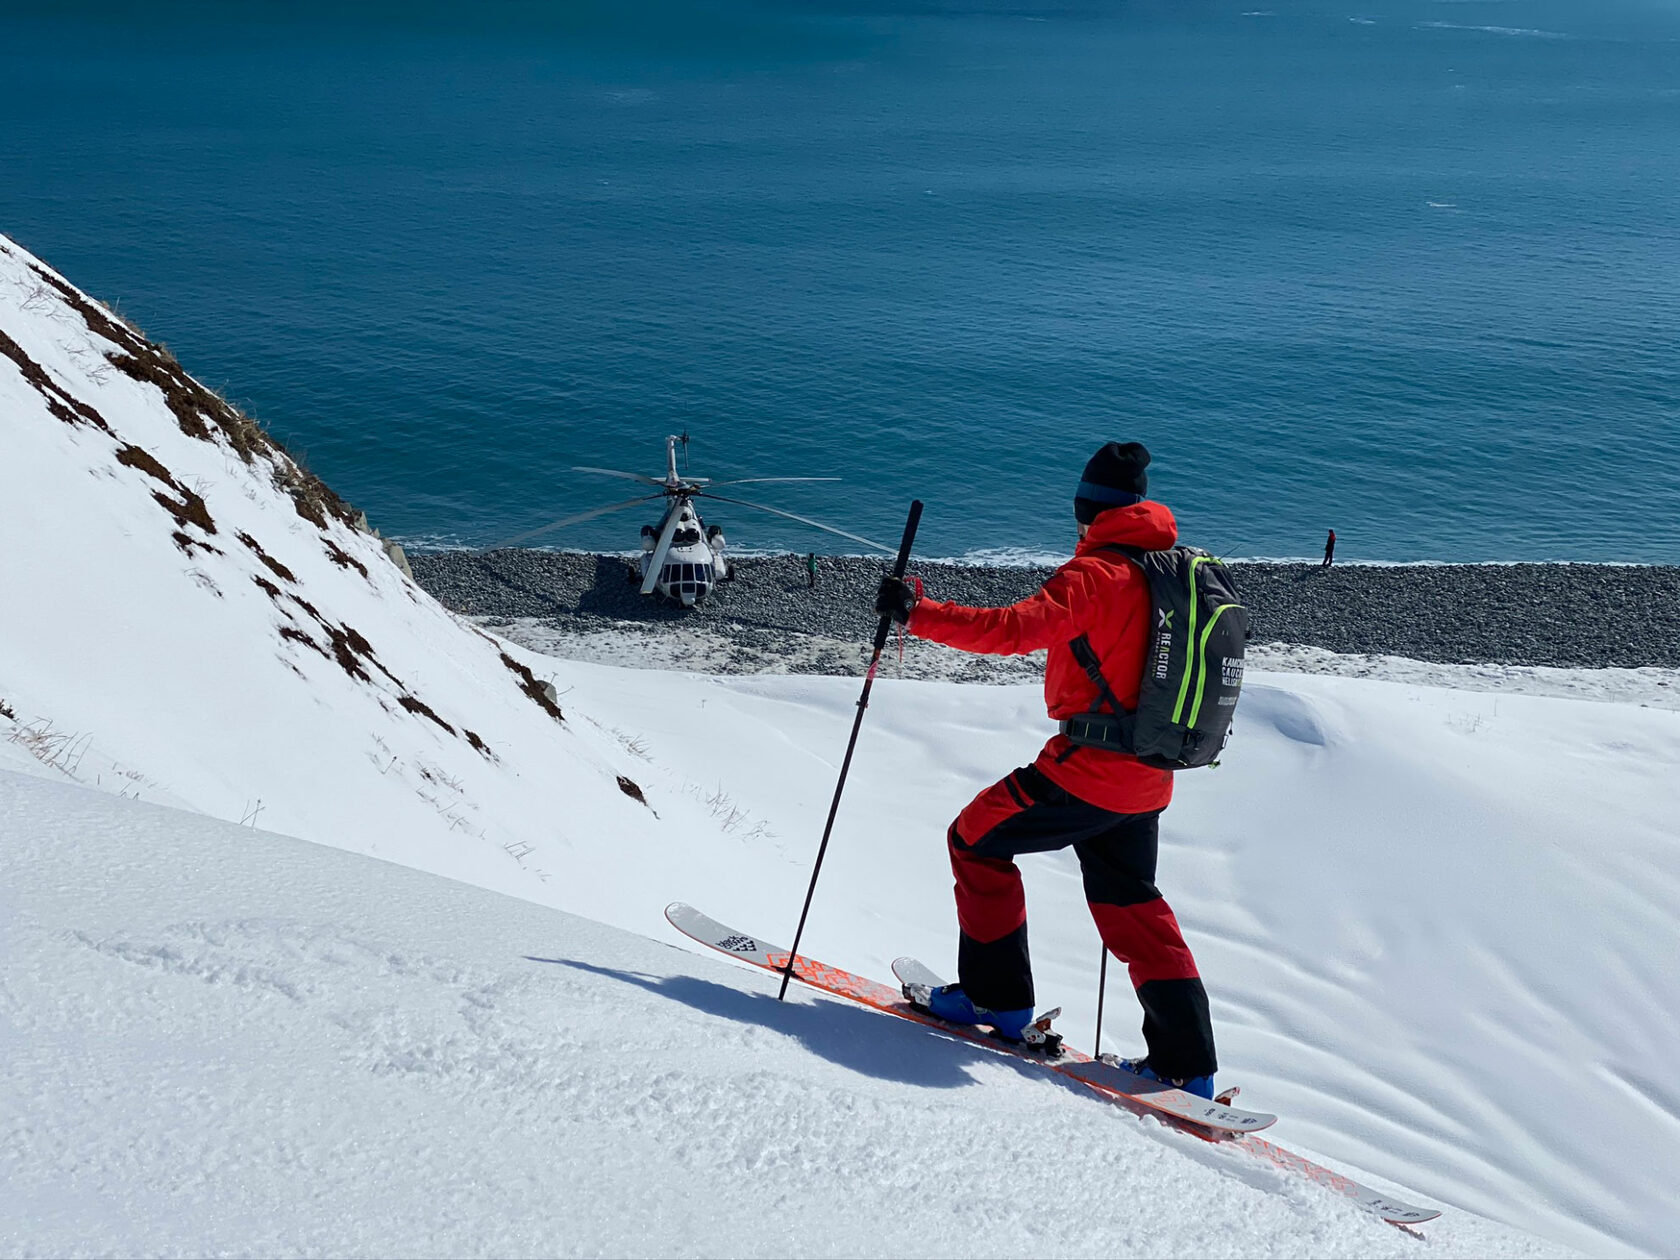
152, 489, 214, 534
326, 541, 369, 578
278, 625, 329, 659
171, 530, 222, 559
499, 652, 564, 722
399, 694, 457, 736
114, 444, 216, 535
0, 327, 115, 434
113, 443, 178, 487
238, 532, 296, 583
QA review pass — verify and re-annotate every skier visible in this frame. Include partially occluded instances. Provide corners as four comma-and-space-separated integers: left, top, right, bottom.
1322, 529, 1336, 568
806, 552, 818, 589
874, 441, 1219, 1098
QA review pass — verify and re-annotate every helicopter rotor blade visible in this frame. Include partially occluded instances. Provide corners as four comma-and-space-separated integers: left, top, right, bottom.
703, 477, 842, 489
698, 493, 895, 555
491, 493, 664, 549
641, 497, 687, 595
573, 465, 664, 485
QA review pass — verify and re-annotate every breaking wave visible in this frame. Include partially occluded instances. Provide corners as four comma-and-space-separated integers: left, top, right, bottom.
1418, 22, 1572, 40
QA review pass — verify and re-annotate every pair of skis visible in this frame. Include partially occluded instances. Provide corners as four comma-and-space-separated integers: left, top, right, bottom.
666, 902, 1441, 1229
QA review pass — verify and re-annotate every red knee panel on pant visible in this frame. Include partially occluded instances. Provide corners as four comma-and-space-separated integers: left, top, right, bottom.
950, 847, 1027, 944
1089, 898, 1200, 985
951, 775, 1030, 849
947, 777, 1033, 945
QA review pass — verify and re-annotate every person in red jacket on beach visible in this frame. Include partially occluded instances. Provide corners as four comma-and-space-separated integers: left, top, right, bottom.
874, 441, 1218, 1097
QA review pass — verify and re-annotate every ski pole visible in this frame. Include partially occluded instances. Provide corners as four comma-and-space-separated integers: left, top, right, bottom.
1094, 948, 1109, 1054
778, 499, 924, 1001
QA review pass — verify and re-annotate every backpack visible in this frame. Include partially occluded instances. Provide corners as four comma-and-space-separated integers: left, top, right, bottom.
1061, 545, 1248, 770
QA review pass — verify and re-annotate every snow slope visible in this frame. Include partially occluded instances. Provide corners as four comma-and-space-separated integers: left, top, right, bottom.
0, 231, 712, 898
0, 762, 1568, 1260
5, 231, 1678, 1256
536, 659, 1680, 1259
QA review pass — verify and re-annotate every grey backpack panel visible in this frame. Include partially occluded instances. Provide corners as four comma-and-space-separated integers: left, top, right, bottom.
1071, 545, 1248, 770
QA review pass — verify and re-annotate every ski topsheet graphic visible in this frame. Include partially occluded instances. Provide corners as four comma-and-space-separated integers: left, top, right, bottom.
665, 902, 1441, 1227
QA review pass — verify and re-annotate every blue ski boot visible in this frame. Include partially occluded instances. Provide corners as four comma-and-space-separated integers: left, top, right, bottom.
917, 984, 1037, 1041
1115, 1056, 1217, 1101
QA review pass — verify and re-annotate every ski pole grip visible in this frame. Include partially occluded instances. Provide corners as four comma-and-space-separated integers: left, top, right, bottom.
872, 499, 924, 654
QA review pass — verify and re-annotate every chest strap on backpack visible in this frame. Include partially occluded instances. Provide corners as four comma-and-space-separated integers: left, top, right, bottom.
1059, 634, 1137, 754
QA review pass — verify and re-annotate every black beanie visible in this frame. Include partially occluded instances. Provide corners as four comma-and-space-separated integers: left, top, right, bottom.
1074, 441, 1151, 524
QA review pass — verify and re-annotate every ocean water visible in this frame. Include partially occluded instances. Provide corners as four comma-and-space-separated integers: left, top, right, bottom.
3, 0, 1679, 563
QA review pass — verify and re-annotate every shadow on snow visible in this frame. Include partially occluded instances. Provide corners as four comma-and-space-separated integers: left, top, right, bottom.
524, 954, 1068, 1094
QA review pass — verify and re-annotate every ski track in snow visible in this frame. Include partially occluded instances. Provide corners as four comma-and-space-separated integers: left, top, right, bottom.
3, 232, 1675, 1257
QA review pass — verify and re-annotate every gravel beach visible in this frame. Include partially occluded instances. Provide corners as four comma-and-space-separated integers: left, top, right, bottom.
409, 550, 1680, 683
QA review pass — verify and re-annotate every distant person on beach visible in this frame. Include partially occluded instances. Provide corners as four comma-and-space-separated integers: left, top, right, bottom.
806, 552, 818, 589
1323, 529, 1336, 568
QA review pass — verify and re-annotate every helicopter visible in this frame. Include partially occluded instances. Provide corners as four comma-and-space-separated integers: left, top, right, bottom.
496, 434, 893, 606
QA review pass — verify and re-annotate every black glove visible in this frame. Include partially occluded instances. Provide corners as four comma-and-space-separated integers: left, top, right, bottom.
874, 575, 918, 624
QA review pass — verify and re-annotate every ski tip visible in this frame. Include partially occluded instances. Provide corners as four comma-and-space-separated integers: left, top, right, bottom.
1377, 1205, 1443, 1226
663, 901, 693, 923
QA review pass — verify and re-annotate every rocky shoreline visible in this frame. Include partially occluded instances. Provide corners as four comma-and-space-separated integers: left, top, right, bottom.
408, 550, 1680, 680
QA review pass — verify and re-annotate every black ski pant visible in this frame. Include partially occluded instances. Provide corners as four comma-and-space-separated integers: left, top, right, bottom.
946, 764, 1217, 1080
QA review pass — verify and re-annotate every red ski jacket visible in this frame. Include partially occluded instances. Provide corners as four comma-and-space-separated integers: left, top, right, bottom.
908, 500, 1178, 814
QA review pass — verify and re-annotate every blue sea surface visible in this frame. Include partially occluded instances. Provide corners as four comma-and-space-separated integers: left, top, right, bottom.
3, 1, 1679, 562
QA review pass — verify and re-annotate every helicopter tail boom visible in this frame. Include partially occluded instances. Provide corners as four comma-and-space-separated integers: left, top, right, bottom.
699, 493, 894, 555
